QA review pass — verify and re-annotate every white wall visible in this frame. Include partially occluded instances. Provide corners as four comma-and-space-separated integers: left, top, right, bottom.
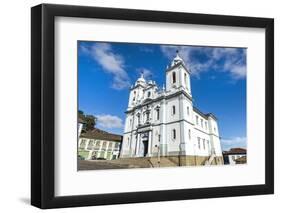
0, 0, 279, 213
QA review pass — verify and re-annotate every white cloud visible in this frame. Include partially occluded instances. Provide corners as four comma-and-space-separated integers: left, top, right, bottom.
160, 45, 246, 80
221, 137, 247, 151
136, 68, 154, 79
81, 43, 130, 90
96, 114, 123, 129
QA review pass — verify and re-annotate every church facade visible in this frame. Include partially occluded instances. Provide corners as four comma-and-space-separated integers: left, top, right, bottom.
120, 53, 224, 166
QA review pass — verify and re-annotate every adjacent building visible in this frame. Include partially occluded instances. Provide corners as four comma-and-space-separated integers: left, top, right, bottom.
78, 128, 123, 160
223, 148, 247, 165
120, 52, 224, 166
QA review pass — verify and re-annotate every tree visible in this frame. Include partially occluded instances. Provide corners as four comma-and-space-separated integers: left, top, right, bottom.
78, 110, 96, 131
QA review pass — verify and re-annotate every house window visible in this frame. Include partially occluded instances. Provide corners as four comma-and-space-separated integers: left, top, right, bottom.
201, 119, 203, 128
172, 72, 176, 84
196, 115, 199, 125
156, 108, 160, 120
172, 105, 176, 115
87, 140, 94, 150
197, 137, 200, 149
95, 140, 100, 148
102, 141, 107, 149
172, 129, 176, 140
187, 106, 190, 116
188, 129, 191, 140
205, 121, 208, 130
80, 139, 86, 149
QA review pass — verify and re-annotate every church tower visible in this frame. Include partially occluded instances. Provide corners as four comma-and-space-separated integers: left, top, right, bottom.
165, 51, 192, 97
127, 73, 146, 109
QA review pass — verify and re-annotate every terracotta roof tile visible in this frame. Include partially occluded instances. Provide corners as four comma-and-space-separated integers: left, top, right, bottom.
80, 128, 122, 142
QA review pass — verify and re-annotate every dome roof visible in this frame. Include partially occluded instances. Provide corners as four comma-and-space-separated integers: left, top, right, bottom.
171, 50, 185, 67
135, 73, 146, 86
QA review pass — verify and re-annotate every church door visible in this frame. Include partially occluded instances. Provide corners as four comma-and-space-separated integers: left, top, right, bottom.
139, 139, 148, 157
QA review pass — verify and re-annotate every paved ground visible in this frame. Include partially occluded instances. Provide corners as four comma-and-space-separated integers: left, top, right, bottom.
78, 157, 178, 170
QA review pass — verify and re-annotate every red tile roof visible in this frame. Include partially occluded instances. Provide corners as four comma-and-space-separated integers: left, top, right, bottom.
80, 128, 122, 142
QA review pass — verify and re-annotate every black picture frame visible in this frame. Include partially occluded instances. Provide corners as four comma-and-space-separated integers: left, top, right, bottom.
31, 3, 274, 209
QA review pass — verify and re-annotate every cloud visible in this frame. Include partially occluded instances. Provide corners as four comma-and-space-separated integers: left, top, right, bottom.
160, 45, 246, 80
80, 42, 130, 90
96, 114, 123, 129
221, 137, 247, 151
136, 68, 154, 79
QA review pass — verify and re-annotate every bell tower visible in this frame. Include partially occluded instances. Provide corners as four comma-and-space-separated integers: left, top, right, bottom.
165, 51, 192, 97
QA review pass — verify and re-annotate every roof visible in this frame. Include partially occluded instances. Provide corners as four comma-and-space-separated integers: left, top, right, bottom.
223, 148, 247, 155
193, 107, 218, 121
80, 128, 122, 142
235, 156, 247, 163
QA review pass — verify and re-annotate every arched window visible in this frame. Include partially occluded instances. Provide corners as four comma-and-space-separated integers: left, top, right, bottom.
184, 73, 187, 86
172, 105, 176, 115
156, 108, 160, 120
172, 72, 176, 84
172, 129, 176, 140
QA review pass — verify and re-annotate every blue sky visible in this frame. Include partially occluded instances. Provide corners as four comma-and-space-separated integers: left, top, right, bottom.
78, 41, 247, 151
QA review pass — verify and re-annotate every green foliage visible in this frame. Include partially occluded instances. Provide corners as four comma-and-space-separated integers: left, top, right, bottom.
78, 110, 97, 131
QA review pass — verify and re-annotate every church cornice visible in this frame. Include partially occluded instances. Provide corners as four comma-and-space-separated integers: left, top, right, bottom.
125, 89, 193, 114
166, 61, 191, 74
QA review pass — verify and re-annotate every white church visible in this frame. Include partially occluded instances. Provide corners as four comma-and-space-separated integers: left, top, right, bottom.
120, 52, 224, 166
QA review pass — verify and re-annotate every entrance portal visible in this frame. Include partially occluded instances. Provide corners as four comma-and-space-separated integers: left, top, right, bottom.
138, 132, 149, 157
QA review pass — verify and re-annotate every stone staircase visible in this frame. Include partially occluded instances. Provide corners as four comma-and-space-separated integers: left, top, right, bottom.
109, 157, 178, 168
204, 154, 216, 165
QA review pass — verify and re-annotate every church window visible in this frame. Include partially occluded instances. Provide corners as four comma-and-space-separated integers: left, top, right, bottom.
146, 111, 150, 122
196, 115, 199, 125
156, 108, 160, 120
148, 91, 151, 97
214, 127, 217, 132
127, 137, 130, 147
137, 114, 140, 125
203, 139, 206, 150
172, 72, 176, 84
184, 73, 187, 87
172, 105, 176, 115
197, 137, 200, 149
172, 129, 176, 140
133, 97, 135, 101
187, 106, 190, 116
